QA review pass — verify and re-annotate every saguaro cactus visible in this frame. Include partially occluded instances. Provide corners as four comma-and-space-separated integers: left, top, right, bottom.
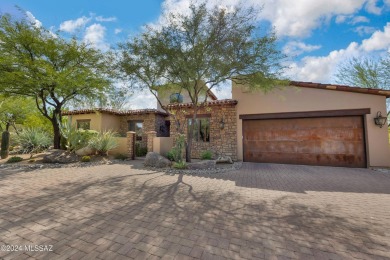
1, 131, 10, 159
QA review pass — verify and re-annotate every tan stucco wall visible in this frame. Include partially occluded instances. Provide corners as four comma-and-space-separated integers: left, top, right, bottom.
233, 83, 390, 167
100, 113, 121, 133
108, 137, 128, 155
68, 112, 121, 134
69, 113, 102, 131
153, 137, 174, 156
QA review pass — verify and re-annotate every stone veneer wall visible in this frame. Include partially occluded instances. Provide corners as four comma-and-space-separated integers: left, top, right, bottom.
119, 114, 168, 148
169, 104, 237, 160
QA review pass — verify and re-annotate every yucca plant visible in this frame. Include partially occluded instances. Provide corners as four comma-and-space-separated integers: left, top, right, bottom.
88, 131, 118, 156
16, 128, 51, 158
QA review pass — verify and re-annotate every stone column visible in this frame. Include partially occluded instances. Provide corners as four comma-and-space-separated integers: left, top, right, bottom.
127, 131, 136, 160
146, 131, 157, 153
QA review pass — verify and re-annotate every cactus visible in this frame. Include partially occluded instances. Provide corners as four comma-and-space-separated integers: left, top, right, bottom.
1, 131, 10, 159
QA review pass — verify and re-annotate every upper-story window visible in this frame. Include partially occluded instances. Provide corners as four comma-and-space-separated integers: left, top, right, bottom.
128, 120, 143, 141
169, 93, 184, 103
77, 120, 90, 130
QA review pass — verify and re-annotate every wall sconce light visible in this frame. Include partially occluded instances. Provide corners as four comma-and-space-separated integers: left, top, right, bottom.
374, 111, 387, 128
220, 118, 225, 130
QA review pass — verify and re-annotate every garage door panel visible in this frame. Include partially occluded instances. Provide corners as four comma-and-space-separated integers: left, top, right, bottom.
243, 116, 366, 168
247, 128, 364, 142
245, 152, 365, 167
244, 140, 365, 155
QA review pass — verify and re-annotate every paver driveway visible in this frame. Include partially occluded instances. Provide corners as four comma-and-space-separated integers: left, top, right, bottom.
0, 162, 389, 260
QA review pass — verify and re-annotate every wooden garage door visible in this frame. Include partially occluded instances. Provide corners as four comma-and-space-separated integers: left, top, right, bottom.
243, 116, 366, 167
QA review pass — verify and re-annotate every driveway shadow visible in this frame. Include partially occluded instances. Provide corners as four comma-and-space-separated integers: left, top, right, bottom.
1, 170, 389, 259
192, 162, 390, 194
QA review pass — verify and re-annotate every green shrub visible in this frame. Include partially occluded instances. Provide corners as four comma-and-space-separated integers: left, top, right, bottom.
172, 161, 187, 169
135, 143, 147, 157
200, 150, 213, 160
166, 150, 175, 161
6, 156, 23, 163
114, 153, 128, 160
16, 128, 51, 158
89, 131, 118, 156
60, 124, 98, 151
81, 156, 91, 162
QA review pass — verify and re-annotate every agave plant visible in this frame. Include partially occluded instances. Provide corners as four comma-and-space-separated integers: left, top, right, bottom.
16, 128, 51, 158
88, 131, 118, 156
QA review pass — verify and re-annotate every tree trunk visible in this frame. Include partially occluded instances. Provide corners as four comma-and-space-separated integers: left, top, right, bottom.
52, 120, 61, 149
51, 111, 62, 149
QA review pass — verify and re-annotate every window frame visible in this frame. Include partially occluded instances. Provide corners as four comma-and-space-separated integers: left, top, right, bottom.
187, 115, 211, 142
76, 119, 91, 130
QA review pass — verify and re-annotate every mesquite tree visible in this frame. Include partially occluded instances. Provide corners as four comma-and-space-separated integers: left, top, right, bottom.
0, 14, 111, 148
335, 54, 390, 119
118, 3, 286, 161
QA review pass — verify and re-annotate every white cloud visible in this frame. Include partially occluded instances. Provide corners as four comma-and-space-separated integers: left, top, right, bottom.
350, 16, 370, 24
96, 16, 117, 22
365, 0, 382, 14
361, 22, 390, 52
60, 16, 91, 33
84, 23, 109, 51
354, 26, 376, 36
285, 23, 390, 83
25, 11, 42, 28
283, 41, 321, 56
159, 0, 382, 37
114, 28, 122, 34
335, 15, 349, 24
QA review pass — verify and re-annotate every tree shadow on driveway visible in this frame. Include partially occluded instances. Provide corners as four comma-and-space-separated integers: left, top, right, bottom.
0, 166, 389, 259
192, 162, 390, 194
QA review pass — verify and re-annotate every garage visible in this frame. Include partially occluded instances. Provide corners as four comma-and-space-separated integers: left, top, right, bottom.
242, 110, 368, 168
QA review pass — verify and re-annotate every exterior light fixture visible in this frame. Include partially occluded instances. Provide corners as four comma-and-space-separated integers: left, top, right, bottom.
220, 118, 225, 130
374, 111, 387, 128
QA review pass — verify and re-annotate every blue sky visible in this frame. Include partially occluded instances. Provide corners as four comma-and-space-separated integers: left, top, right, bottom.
1, 0, 390, 108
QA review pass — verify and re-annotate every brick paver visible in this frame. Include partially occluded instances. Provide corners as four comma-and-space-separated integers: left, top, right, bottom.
0, 161, 389, 259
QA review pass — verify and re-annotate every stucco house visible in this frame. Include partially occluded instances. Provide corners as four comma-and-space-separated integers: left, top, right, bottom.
63, 81, 390, 168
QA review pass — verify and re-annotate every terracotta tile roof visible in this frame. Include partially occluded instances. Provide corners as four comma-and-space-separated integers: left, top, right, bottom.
290, 81, 390, 98
62, 108, 168, 116
166, 99, 238, 108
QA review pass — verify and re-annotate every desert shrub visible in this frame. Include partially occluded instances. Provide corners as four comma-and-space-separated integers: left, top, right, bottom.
114, 153, 128, 160
89, 131, 118, 156
60, 124, 98, 151
166, 150, 175, 161
172, 161, 187, 169
6, 156, 23, 163
168, 134, 186, 162
200, 150, 212, 160
81, 156, 91, 162
135, 142, 147, 157
16, 128, 51, 158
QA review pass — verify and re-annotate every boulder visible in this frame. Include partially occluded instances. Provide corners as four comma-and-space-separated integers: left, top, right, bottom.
75, 146, 96, 156
42, 149, 80, 164
144, 152, 172, 168
188, 160, 216, 170
216, 156, 233, 164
